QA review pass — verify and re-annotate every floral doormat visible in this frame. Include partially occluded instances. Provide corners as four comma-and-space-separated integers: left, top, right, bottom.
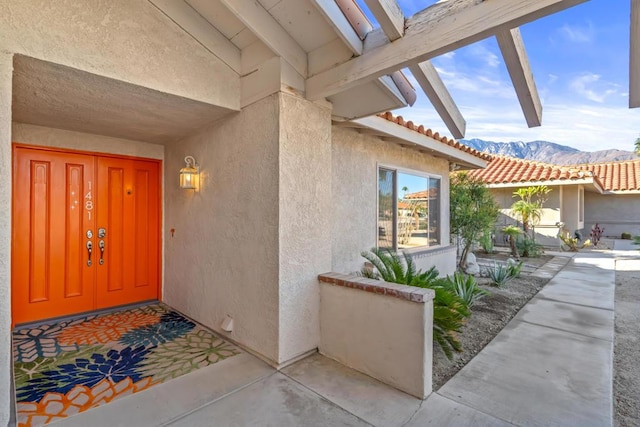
13, 303, 241, 426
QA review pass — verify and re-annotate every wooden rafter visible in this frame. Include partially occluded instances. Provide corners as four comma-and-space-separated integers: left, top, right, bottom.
219, 0, 307, 77
408, 62, 466, 139
306, 0, 588, 100
363, 0, 405, 41
310, 0, 364, 55
631, 0, 640, 108
496, 28, 542, 127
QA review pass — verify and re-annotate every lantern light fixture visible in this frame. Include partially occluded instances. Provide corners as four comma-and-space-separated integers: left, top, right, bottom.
179, 155, 199, 190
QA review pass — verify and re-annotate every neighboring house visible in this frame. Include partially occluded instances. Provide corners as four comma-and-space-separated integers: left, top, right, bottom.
577, 160, 640, 238
0, 0, 619, 420
467, 155, 640, 248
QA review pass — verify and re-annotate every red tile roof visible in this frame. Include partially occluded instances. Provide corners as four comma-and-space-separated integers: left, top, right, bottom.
576, 159, 640, 192
377, 112, 492, 162
466, 155, 603, 187
404, 188, 438, 199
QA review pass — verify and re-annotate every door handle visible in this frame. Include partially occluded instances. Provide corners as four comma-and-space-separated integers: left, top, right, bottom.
86, 241, 93, 266
99, 240, 105, 265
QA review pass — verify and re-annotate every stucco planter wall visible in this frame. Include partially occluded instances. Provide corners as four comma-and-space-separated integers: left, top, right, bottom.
318, 273, 434, 399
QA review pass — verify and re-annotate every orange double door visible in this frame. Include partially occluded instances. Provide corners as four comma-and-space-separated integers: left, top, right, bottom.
12, 146, 161, 325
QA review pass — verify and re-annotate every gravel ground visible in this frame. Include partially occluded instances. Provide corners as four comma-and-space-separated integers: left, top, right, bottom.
432, 253, 550, 390
614, 263, 640, 427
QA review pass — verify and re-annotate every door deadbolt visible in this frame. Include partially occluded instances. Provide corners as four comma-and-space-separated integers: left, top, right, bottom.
86, 230, 93, 239
98, 228, 106, 238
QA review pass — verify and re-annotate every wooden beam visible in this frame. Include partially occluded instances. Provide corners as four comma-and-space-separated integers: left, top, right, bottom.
363, 0, 405, 41
310, 0, 363, 55
408, 61, 466, 139
148, 0, 241, 73
496, 28, 542, 127
306, 0, 588, 100
219, 0, 307, 77
631, 0, 640, 108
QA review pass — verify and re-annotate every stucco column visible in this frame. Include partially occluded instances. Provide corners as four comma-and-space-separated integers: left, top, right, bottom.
0, 51, 13, 426
277, 93, 332, 363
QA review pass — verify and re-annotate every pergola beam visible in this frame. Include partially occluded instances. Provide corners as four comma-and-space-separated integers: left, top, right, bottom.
363, 0, 405, 41
306, 0, 588, 100
219, 0, 307, 77
409, 62, 466, 139
496, 28, 542, 127
631, 0, 640, 108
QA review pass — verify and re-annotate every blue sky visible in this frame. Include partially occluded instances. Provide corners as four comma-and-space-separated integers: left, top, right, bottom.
355, 0, 639, 152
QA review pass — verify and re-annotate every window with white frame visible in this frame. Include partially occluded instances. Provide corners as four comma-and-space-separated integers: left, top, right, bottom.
378, 167, 441, 250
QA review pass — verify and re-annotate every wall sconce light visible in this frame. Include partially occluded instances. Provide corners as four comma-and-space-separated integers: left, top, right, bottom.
179, 156, 199, 190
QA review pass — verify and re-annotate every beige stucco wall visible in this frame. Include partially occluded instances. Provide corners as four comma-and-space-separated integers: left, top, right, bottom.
0, 52, 13, 427
11, 124, 165, 160
164, 93, 332, 365
277, 95, 332, 363
164, 94, 281, 363
0, 0, 239, 109
320, 281, 433, 398
492, 186, 563, 248
585, 192, 640, 237
331, 126, 453, 276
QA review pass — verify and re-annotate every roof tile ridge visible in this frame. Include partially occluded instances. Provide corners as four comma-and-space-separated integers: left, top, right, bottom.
376, 111, 492, 161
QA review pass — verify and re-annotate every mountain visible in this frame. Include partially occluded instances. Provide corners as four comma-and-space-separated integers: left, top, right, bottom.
461, 139, 636, 165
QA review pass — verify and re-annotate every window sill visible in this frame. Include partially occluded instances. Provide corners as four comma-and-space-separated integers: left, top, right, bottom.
400, 244, 456, 259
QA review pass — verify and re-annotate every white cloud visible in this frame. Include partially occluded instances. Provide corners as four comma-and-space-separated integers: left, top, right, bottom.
548, 74, 559, 85
395, 95, 640, 152
559, 22, 594, 43
569, 73, 617, 103
468, 43, 501, 68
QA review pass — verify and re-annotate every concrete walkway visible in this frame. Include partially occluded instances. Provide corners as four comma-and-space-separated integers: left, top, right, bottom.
427, 251, 615, 426
51, 251, 616, 426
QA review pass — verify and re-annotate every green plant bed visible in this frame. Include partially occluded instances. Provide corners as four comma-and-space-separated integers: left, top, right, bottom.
432, 274, 550, 389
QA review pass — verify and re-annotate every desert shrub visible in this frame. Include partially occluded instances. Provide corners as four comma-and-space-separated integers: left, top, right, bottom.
560, 231, 592, 251
361, 248, 469, 359
506, 260, 524, 278
517, 236, 544, 258
589, 223, 605, 246
622, 232, 632, 240
442, 272, 489, 308
479, 230, 495, 254
485, 262, 513, 288
450, 173, 499, 270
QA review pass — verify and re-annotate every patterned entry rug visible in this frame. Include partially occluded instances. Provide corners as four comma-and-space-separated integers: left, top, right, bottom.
13, 303, 241, 426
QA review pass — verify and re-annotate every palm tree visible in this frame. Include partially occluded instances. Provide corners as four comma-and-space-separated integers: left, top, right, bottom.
511, 186, 551, 234
635, 137, 640, 155
502, 225, 522, 258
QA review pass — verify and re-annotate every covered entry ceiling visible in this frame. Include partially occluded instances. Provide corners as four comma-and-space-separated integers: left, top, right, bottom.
12, 55, 237, 144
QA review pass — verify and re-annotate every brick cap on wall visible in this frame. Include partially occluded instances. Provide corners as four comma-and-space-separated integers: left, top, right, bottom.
318, 273, 435, 303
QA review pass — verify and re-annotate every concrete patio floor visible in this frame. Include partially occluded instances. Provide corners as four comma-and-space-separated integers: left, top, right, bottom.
48, 249, 620, 427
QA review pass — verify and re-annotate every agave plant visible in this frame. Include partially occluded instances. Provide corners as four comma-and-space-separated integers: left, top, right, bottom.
485, 262, 512, 288
361, 248, 470, 360
442, 272, 489, 308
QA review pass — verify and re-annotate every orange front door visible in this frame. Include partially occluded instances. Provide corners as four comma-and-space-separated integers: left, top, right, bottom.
95, 157, 160, 309
12, 147, 160, 325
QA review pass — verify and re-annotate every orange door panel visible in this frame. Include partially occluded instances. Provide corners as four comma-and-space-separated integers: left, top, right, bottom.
12, 148, 96, 324
95, 157, 159, 308
12, 147, 161, 325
